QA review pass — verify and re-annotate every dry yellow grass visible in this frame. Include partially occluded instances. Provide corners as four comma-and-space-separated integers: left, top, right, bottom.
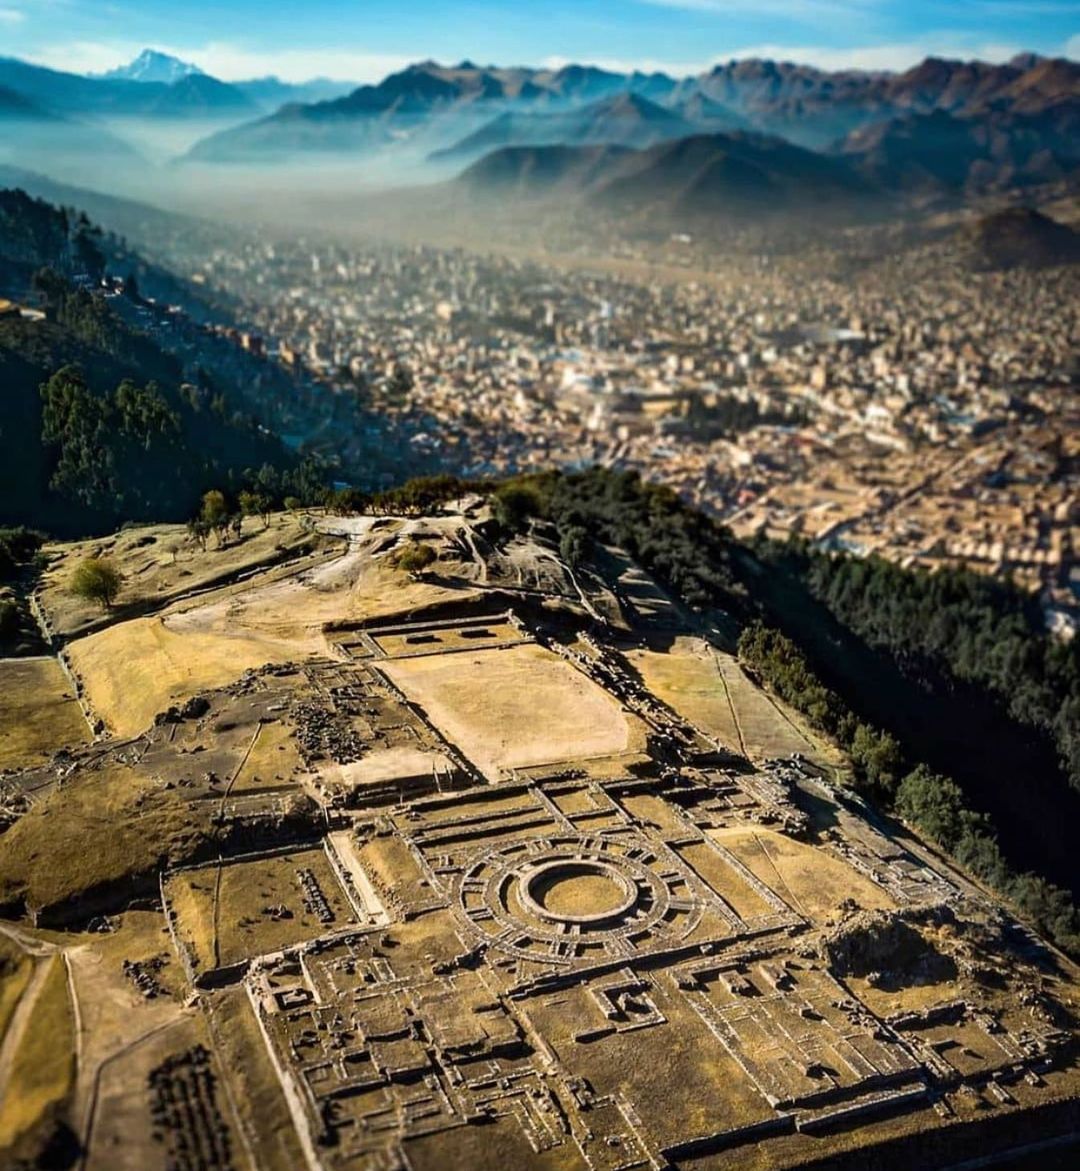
710, 827, 897, 919
227, 719, 304, 795
713, 651, 820, 760
205, 986, 309, 1171
0, 939, 33, 1047
56, 511, 511, 740
382, 643, 638, 780
344, 555, 484, 624
526, 981, 771, 1147
674, 839, 774, 920
39, 514, 316, 639
64, 531, 486, 739
624, 637, 831, 765
0, 764, 213, 917
0, 658, 90, 771
624, 636, 742, 746
0, 954, 75, 1151
165, 848, 355, 974
67, 617, 290, 737
319, 746, 451, 794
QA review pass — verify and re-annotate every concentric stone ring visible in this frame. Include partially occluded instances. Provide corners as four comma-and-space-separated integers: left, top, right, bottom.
456, 834, 701, 963
519, 858, 639, 925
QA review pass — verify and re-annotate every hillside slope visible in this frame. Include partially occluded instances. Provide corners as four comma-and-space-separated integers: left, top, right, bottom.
460, 130, 880, 220
0, 190, 298, 534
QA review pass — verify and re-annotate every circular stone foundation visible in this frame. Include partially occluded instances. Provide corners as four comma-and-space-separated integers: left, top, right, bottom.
457, 835, 702, 963
521, 859, 638, 925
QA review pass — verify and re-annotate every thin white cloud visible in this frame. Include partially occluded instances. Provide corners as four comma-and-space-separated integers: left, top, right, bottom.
546, 37, 1028, 79
640, 0, 882, 21
717, 39, 1025, 72
23, 40, 413, 83
0, 6, 26, 24
975, 1, 1080, 13
1067, 33, 1080, 58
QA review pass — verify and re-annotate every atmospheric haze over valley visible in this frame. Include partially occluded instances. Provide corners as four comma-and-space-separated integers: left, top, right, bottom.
1, 5, 1080, 1171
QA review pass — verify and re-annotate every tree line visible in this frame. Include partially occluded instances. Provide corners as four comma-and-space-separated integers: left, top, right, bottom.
488, 468, 747, 612
778, 545, 1080, 792
738, 621, 1080, 955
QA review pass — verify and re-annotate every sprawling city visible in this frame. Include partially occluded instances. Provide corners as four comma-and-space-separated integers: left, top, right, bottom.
0, 3, 1078, 1170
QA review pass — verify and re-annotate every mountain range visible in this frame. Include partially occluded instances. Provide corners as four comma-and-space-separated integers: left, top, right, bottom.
186, 52, 1077, 159
0, 55, 257, 120
179, 53, 1079, 209
0, 50, 355, 122
1, 48, 1077, 225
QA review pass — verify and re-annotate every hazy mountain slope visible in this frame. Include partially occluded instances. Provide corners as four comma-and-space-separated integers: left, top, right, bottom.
839, 101, 1080, 192
432, 93, 697, 162
0, 83, 58, 121
459, 130, 879, 220
961, 206, 1080, 269
0, 166, 236, 321
0, 55, 257, 118
597, 132, 877, 216
459, 142, 633, 198
0, 88, 141, 177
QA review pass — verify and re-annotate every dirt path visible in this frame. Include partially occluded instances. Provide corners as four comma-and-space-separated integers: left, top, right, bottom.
0, 956, 50, 1102
750, 831, 809, 918
461, 523, 489, 585
710, 646, 748, 759
0, 923, 58, 958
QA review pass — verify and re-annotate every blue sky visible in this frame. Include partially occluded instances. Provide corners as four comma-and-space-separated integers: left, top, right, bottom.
2, 0, 1077, 81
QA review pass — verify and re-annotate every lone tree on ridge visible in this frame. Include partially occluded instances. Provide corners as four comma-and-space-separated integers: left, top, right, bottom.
69, 556, 122, 610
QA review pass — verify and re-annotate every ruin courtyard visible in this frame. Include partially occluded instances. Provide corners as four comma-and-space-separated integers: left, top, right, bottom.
2, 502, 1080, 1170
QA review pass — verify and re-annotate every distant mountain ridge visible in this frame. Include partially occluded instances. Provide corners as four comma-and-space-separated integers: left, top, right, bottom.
0, 55, 259, 119
688, 53, 1080, 147
232, 75, 356, 110
184, 52, 1080, 199
96, 50, 355, 110
430, 93, 703, 163
1, 47, 1076, 214
0, 50, 356, 124
186, 59, 712, 162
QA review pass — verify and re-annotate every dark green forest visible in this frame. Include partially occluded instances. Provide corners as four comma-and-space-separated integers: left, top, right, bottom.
791, 547, 1080, 793
0, 188, 321, 534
